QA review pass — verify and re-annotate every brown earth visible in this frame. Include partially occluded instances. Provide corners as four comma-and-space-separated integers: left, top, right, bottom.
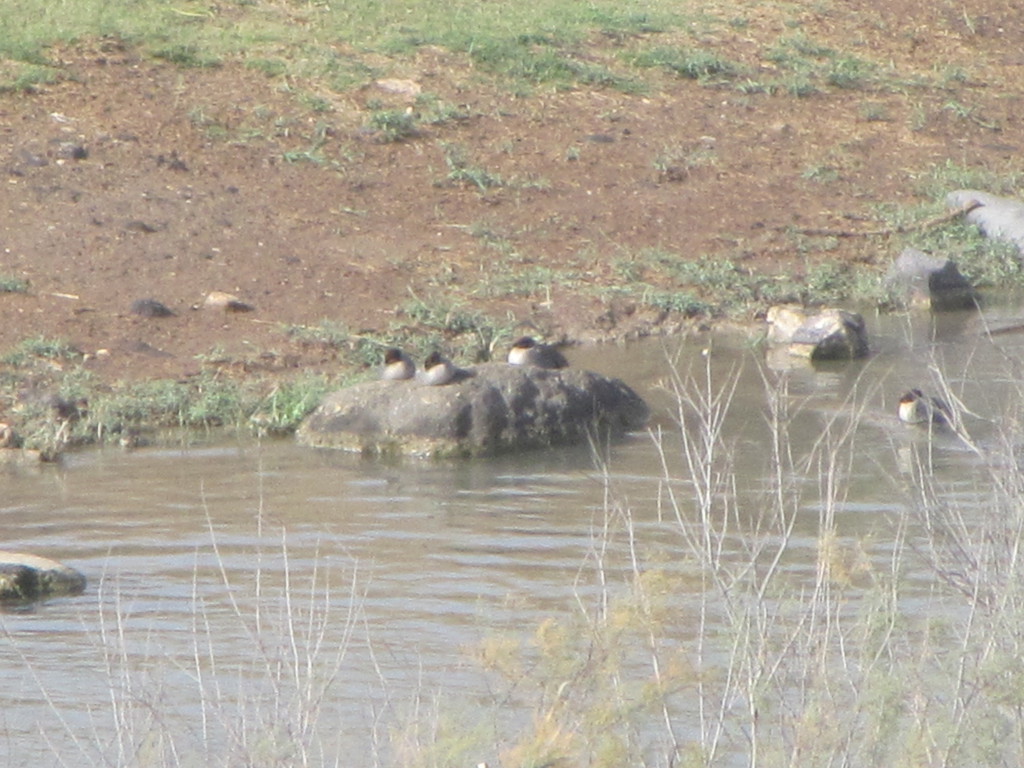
1, 1, 1021, 392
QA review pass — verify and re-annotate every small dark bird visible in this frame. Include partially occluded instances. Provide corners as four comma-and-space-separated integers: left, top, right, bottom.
507, 336, 569, 369
421, 351, 458, 385
380, 347, 416, 380
898, 389, 951, 425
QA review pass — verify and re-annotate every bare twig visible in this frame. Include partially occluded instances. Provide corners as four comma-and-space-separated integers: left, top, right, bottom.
782, 200, 982, 238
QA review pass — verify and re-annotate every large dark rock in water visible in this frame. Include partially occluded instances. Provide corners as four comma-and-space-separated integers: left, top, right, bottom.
0, 552, 86, 602
297, 362, 649, 457
886, 247, 978, 311
766, 305, 869, 361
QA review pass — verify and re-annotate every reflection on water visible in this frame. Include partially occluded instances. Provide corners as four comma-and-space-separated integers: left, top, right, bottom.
3, 307, 1024, 766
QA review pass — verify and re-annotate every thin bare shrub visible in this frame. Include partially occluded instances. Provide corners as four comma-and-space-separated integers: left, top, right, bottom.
25, 506, 367, 768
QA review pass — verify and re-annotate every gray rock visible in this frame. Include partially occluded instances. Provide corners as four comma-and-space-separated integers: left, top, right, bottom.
947, 189, 1024, 256
131, 297, 176, 318
0, 552, 86, 602
766, 306, 869, 361
297, 362, 649, 457
886, 247, 978, 311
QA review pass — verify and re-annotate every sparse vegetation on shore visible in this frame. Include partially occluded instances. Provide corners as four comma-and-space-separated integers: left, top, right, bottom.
1, 0, 1022, 440
14, 352, 1024, 765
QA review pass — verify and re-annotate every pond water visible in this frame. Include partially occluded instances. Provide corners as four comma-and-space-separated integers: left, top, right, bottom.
4, 305, 1024, 767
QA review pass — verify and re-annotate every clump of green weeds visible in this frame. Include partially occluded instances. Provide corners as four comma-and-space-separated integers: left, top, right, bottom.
400, 296, 513, 362
248, 374, 335, 435
652, 142, 716, 182
367, 108, 419, 143
285, 320, 393, 369
913, 159, 1023, 200
149, 44, 221, 69
1, 336, 80, 367
0, 63, 58, 93
474, 264, 579, 300
632, 46, 739, 81
440, 143, 504, 191
0, 275, 29, 293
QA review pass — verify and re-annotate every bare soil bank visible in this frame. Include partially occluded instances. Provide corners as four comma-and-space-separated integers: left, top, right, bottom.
1, 3, 1020, 394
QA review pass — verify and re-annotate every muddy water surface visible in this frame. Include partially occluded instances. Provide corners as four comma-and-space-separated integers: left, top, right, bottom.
3, 306, 1024, 766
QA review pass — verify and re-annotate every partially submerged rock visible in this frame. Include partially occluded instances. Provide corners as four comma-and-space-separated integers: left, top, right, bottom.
886, 247, 978, 311
297, 362, 649, 457
947, 189, 1024, 256
766, 306, 869, 361
0, 552, 86, 602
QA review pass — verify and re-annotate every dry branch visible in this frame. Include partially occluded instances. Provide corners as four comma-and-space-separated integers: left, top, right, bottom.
782, 200, 982, 238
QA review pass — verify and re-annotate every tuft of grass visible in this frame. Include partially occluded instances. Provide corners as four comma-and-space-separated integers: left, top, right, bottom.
400, 296, 513, 362
440, 143, 505, 191
0, 275, 30, 293
0, 62, 58, 93
642, 288, 710, 316
632, 46, 739, 80
913, 159, 1023, 200
245, 57, 287, 78
473, 264, 580, 300
248, 374, 334, 435
285, 320, 391, 368
149, 44, 221, 69
1, 336, 80, 367
652, 142, 716, 182
367, 108, 419, 143
801, 163, 840, 183
826, 55, 874, 89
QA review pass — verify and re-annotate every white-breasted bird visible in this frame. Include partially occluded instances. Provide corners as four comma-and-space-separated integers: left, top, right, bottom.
381, 347, 416, 380
507, 336, 569, 369
898, 389, 951, 425
421, 351, 458, 385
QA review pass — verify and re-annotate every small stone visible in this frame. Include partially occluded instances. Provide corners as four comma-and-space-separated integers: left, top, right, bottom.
17, 149, 48, 167
202, 291, 255, 312
125, 220, 159, 233
375, 78, 421, 97
57, 143, 88, 160
0, 423, 18, 449
131, 298, 176, 318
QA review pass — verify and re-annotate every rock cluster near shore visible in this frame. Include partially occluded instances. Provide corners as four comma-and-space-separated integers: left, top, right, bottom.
0, 552, 86, 602
766, 306, 870, 362
297, 362, 649, 457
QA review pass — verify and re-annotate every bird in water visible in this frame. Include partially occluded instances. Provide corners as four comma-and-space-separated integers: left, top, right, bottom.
381, 347, 416, 380
898, 389, 952, 425
421, 351, 459, 386
507, 336, 569, 369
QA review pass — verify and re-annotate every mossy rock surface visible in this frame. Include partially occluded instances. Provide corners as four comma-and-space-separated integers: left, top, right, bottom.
297, 362, 649, 457
0, 552, 86, 602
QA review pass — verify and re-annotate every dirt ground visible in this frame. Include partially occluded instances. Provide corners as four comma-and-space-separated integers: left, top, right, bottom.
0, 1, 1021, 390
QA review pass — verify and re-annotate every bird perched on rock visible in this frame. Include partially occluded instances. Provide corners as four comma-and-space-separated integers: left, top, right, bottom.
421, 351, 459, 386
507, 336, 569, 369
381, 347, 416, 380
898, 389, 951, 425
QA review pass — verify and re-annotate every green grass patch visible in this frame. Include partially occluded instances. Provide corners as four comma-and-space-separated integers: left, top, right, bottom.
440, 143, 505, 191
632, 46, 739, 80
400, 296, 514, 362
0, 275, 29, 293
367, 108, 419, 143
1, 336, 80, 367
0, 61, 58, 92
150, 43, 220, 68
